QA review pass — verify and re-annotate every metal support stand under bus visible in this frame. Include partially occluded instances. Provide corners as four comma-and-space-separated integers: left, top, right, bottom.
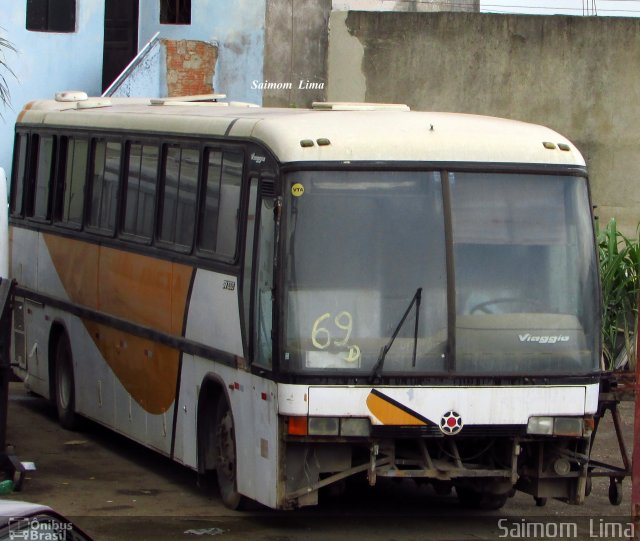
631, 294, 640, 539
583, 295, 639, 538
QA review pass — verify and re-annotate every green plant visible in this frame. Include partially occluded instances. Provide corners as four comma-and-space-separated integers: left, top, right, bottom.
0, 32, 16, 110
596, 217, 640, 370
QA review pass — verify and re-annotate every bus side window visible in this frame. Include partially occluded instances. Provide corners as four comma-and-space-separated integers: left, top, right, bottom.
198, 149, 243, 260
122, 142, 159, 240
253, 193, 276, 369
10, 132, 28, 217
242, 178, 258, 353
159, 145, 198, 250
217, 152, 242, 257
30, 134, 56, 221
88, 140, 122, 234
54, 136, 87, 228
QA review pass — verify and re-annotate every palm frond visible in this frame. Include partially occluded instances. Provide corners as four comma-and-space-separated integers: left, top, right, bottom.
597, 217, 640, 370
0, 33, 17, 111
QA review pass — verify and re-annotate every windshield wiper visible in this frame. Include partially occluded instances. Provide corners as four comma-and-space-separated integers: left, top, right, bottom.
369, 287, 422, 384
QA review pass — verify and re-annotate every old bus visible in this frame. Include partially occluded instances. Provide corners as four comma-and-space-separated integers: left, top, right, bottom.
8, 95, 600, 510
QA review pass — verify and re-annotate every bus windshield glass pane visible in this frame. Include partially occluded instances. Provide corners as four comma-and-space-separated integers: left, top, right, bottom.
283, 170, 448, 374
282, 170, 599, 377
450, 172, 599, 374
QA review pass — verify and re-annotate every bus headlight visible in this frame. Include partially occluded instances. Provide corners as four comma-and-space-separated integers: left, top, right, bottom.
527, 416, 584, 437
308, 417, 340, 436
340, 417, 371, 437
527, 416, 554, 435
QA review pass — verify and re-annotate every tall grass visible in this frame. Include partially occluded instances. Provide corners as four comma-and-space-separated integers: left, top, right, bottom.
596, 217, 640, 370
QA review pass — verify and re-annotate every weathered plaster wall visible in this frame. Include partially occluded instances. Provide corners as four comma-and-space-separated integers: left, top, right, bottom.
0, 2, 105, 175
138, 0, 264, 104
263, 0, 331, 107
328, 11, 640, 233
332, 0, 479, 12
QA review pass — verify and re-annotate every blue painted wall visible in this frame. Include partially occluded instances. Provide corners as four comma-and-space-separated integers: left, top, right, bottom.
138, 0, 265, 105
0, 0, 267, 176
0, 2, 105, 175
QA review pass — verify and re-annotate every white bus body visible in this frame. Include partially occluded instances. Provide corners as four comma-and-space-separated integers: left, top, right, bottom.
9, 97, 601, 510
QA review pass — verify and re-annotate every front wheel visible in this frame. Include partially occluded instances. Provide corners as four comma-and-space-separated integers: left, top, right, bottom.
54, 333, 81, 430
215, 396, 245, 509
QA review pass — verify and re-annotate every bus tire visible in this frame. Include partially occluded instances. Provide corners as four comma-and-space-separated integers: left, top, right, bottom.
214, 395, 244, 510
54, 333, 80, 430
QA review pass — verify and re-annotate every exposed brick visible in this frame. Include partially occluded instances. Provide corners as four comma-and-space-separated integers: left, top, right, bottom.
163, 39, 218, 97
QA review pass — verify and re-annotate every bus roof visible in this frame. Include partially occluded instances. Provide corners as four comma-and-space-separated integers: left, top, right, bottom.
17, 98, 586, 167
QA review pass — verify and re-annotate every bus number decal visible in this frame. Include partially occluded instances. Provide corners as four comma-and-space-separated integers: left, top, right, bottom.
223, 280, 236, 291
311, 311, 360, 363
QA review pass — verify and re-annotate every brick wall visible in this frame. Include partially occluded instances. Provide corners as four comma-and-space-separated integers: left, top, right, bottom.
164, 39, 218, 97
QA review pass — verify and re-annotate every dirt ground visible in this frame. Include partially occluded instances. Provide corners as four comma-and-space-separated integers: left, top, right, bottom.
0, 381, 636, 540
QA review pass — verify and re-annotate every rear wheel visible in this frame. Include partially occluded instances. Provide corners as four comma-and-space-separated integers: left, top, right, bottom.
215, 396, 245, 509
54, 333, 80, 430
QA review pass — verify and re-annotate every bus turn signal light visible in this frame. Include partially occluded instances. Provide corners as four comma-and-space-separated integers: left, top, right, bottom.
287, 416, 308, 436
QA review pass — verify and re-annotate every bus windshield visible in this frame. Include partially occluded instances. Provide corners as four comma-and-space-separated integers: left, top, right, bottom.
282, 170, 599, 376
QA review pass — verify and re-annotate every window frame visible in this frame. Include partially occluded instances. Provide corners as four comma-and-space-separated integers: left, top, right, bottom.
156, 143, 200, 253
159, 0, 191, 25
52, 135, 89, 230
196, 146, 245, 263
10, 131, 30, 218
26, 0, 77, 33
86, 137, 123, 237
9, 128, 264, 275
27, 133, 57, 223
119, 139, 160, 245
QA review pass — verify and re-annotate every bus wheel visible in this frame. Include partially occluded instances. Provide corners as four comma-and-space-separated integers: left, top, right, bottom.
215, 396, 244, 510
54, 333, 80, 430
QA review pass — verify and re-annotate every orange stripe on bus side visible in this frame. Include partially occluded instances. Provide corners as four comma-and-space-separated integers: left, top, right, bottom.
83, 321, 180, 415
43, 234, 194, 414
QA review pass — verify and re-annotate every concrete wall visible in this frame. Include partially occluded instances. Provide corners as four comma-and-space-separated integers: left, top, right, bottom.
262, 0, 479, 108
138, 0, 264, 104
0, 2, 105, 176
332, 0, 479, 11
327, 11, 640, 233
263, 0, 331, 107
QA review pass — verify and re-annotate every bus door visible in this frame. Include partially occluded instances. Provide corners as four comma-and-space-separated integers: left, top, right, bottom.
237, 175, 280, 507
